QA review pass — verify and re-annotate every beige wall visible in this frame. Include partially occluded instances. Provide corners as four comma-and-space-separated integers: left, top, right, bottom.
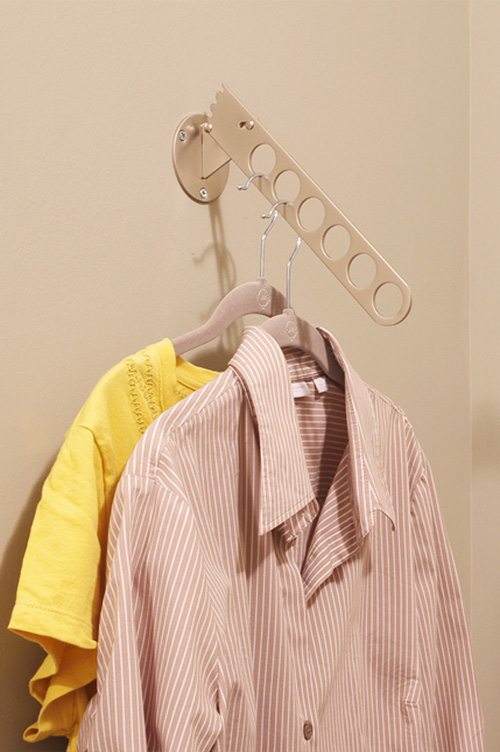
470, 2, 500, 750
0, 2, 496, 750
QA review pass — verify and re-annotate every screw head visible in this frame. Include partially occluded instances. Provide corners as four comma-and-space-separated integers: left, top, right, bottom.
178, 130, 187, 141
200, 188, 208, 200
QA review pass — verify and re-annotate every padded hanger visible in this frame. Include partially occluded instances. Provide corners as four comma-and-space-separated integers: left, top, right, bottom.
260, 237, 344, 388
171, 276, 287, 356
172, 200, 286, 356
173, 174, 344, 388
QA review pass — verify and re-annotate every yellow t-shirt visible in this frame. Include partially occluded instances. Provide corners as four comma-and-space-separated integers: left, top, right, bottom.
8, 338, 219, 751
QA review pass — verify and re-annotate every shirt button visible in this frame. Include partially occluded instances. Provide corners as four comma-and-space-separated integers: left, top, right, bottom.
303, 721, 314, 740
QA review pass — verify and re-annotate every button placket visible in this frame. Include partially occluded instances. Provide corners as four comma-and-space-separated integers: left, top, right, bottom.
275, 500, 319, 749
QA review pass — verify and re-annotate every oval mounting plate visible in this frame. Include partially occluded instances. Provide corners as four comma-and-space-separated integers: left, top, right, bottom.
172, 114, 230, 203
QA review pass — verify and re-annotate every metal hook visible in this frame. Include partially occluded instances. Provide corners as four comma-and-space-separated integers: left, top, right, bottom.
287, 237, 302, 309
238, 174, 284, 278
260, 200, 288, 219
237, 173, 266, 191
260, 210, 280, 278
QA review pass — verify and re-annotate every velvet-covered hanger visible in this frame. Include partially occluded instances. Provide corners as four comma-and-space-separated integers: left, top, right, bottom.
172, 175, 344, 387
171, 199, 287, 356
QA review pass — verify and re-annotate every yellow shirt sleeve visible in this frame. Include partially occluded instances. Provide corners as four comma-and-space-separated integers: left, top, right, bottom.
10, 425, 109, 748
8, 339, 218, 750
12, 426, 106, 651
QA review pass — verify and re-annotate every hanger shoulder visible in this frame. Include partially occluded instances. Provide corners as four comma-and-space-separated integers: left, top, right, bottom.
261, 309, 345, 387
172, 278, 287, 356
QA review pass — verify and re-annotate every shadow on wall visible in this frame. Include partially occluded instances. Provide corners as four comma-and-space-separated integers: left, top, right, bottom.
187, 201, 244, 371
1, 456, 66, 751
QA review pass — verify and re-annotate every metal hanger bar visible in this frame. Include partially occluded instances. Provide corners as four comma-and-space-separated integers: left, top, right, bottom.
172, 85, 412, 325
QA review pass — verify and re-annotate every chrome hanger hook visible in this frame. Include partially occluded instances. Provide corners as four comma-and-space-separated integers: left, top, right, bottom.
287, 237, 303, 309
237, 173, 266, 191
261, 200, 288, 219
260, 210, 280, 278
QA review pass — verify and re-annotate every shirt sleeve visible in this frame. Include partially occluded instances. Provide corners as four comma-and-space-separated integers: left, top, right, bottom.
8, 425, 107, 751
8, 340, 179, 750
411, 448, 484, 752
78, 472, 222, 752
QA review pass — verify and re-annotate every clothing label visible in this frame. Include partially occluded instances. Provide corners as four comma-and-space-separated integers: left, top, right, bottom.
291, 381, 311, 399
313, 376, 328, 394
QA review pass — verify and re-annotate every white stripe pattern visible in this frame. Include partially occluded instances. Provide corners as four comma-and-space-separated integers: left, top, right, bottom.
79, 325, 483, 752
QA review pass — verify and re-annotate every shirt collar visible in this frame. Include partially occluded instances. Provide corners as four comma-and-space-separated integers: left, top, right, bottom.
228, 325, 395, 541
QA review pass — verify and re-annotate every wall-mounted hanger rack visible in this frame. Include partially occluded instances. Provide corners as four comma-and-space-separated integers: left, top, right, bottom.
172, 84, 412, 326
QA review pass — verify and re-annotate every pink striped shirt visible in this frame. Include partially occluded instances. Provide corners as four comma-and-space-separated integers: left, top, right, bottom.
78, 325, 483, 751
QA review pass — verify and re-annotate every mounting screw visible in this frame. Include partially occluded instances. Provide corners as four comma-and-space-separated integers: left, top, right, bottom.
200, 188, 208, 200
178, 130, 187, 141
